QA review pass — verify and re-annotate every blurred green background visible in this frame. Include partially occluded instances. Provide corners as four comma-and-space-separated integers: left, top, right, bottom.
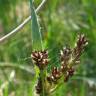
0, 0, 96, 96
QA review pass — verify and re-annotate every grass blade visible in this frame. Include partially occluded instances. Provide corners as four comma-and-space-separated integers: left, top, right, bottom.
29, 0, 43, 50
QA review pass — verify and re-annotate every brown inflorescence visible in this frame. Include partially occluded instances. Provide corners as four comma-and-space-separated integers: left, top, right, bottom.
47, 34, 88, 83
60, 47, 75, 82
73, 34, 88, 62
47, 67, 61, 83
31, 34, 88, 94
31, 50, 49, 70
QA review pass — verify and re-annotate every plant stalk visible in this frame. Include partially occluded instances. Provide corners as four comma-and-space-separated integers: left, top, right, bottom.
40, 69, 46, 96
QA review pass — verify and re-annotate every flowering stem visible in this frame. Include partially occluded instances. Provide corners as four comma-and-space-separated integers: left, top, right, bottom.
40, 69, 46, 96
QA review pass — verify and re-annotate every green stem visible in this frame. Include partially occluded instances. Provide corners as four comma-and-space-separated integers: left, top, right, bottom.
40, 69, 46, 96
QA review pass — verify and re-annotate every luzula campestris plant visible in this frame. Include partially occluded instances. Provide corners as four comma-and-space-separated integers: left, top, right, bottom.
29, 0, 88, 95
31, 34, 88, 96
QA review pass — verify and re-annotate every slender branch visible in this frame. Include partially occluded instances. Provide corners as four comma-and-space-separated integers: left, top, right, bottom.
40, 69, 46, 96
0, 0, 47, 43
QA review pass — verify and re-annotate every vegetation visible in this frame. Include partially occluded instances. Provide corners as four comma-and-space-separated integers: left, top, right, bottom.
0, 0, 96, 96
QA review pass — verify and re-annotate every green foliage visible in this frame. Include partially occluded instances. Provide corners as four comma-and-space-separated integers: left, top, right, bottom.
29, 0, 43, 51
0, 0, 96, 96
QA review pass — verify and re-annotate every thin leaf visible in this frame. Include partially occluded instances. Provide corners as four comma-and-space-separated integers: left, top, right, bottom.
29, 0, 43, 50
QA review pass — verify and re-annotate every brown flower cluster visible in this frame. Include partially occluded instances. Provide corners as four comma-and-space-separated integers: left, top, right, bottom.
31, 50, 49, 70
47, 46, 74, 83
47, 34, 88, 83
47, 67, 61, 83
60, 46, 75, 82
73, 34, 88, 62
31, 34, 88, 94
